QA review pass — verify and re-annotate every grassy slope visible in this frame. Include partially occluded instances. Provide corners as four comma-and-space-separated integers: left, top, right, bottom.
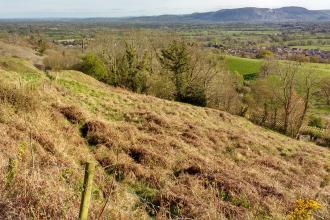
0, 41, 44, 66
0, 57, 329, 219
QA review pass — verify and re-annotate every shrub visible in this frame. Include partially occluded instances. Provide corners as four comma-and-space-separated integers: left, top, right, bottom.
243, 73, 258, 81
288, 199, 321, 220
316, 131, 330, 147
79, 53, 108, 82
300, 126, 323, 139
147, 73, 176, 100
308, 115, 325, 129
324, 133, 330, 147
159, 40, 191, 101
256, 50, 273, 59
44, 50, 80, 71
113, 44, 150, 93
37, 39, 47, 55
180, 84, 207, 107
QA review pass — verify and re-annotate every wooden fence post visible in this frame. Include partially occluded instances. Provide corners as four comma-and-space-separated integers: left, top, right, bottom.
79, 162, 95, 220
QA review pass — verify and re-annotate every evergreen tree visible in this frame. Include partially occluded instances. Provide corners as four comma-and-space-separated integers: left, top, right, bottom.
159, 40, 191, 101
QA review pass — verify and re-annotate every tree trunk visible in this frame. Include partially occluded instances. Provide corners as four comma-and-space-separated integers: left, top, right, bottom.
272, 109, 278, 129
283, 107, 290, 134
296, 88, 310, 136
261, 103, 268, 124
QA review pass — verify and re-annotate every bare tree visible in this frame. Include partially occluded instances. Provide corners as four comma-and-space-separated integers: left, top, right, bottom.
206, 71, 243, 114
277, 63, 298, 135
296, 70, 320, 135
320, 77, 330, 105
260, 58, 279, 78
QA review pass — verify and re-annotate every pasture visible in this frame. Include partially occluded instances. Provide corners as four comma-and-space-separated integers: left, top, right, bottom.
225, 55, 330, 78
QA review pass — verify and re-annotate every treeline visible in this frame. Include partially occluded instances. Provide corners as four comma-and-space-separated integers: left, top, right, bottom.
74, 32, 239, 109
247, 61, 318, 136
246, 59, 330, 145
43, 32, 330, 140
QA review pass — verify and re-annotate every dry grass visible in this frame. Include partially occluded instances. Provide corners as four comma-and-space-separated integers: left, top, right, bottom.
0, 56, 329, 219
0, 81, 37, 111
56, 104, 86, 124
0, 41, 44, 67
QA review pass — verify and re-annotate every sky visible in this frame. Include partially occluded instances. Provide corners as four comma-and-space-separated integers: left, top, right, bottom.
1, 0, 330, 18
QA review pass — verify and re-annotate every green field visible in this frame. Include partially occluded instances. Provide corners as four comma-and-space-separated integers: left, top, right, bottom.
225, 55, 330, 78
225, 56, 262, 75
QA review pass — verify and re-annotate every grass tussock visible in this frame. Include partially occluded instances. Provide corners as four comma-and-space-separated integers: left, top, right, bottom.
56, 104, 86, 124
0, 81, 37, 111
81, 120, 120, 148
31, 131, 56, 155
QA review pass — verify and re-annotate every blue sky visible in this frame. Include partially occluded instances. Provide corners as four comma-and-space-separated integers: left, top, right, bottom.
1, 0, 330, 18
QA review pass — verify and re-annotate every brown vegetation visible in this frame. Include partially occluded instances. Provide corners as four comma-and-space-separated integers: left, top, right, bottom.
0, 81, 37, 111
0, 58, 328, 219
0, 37, 329, 219
56, 105, 86, 124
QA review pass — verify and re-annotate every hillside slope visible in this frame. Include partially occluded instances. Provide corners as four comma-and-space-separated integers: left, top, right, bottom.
0, 41, 43, 66
0, 57, 329, 219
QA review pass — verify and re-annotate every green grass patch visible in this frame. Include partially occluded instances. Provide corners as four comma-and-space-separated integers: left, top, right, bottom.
225, 56, 262, 75
0, 57, 39, 74
130, 181, 159, 217
225, 55, 330, 78
57, 78, 105, 98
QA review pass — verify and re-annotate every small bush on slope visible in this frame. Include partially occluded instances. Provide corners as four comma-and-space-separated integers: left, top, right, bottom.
44, 50, 80, 71
79, 53, 108, 82
308, 115, 326, 129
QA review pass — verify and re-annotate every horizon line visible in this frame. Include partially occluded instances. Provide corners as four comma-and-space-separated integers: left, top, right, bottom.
0, 6, 330, 20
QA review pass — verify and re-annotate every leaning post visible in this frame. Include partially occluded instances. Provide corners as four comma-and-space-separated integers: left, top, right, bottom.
79, 162, 95, 220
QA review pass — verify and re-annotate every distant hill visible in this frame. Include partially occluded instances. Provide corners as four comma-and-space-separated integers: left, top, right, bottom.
123, 6, 330, 23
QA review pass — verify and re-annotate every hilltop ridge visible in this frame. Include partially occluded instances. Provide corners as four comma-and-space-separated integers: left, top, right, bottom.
109, 6, 330, 24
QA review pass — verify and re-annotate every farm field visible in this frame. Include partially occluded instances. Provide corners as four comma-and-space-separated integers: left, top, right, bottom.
225, 55, 330, 78
224, 55, 263, 75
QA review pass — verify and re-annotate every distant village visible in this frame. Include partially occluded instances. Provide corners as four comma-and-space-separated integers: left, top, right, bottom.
223, 46, 330, 63
53, 39, 83, 47
54, 38, 330, 63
